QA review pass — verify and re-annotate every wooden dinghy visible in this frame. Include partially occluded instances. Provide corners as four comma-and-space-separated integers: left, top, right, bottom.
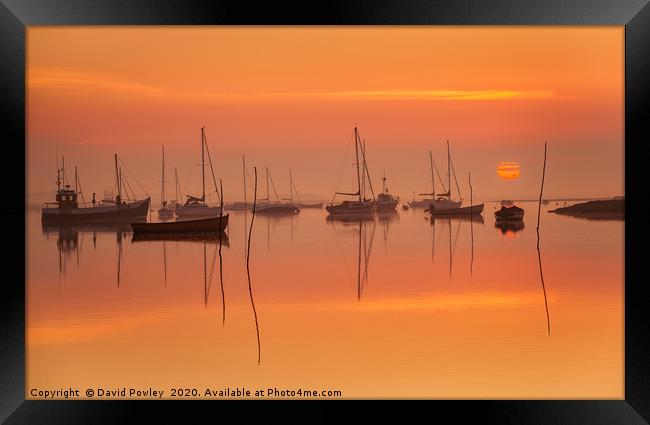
426, 203, 484, 216
131, 214, 229, 234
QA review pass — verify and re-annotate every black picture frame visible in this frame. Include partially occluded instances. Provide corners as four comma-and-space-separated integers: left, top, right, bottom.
2, 0, 648, 422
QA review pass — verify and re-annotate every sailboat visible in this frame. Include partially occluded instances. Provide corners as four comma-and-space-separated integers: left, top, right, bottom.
225, 155, 255, 211
175, 127, 222, 217
256, 167, 300, 214
373, 172, 399, 211
326, 127, 375, 215
409, 151, 439, 208
426, 141, 484, 216
42, 154, 150, 223
287, 171, 323, 209
158, 145, 176, 218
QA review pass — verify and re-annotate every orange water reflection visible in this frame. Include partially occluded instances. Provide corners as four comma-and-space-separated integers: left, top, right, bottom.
26, 202, 623, 398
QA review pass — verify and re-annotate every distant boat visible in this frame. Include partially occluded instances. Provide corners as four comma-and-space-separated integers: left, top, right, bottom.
158, 145, 176, 218
326, 127, 374, 215
373, 173, 399, 212
426, 203, 484, 216
175, 127, 222, 218
494, 205, 525, 220
409, 143, 462, 210
131, 214, 229, 234
256, 167, 300, 214
225, 155, 255, 211
286, 170, 323, 209
42, 154, 150, 224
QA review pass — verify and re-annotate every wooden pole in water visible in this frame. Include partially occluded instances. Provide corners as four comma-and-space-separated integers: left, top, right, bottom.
537, 142, 547, 248
536, 142, 550, 336
469, 172, 474, 276
246, 167, 261, 365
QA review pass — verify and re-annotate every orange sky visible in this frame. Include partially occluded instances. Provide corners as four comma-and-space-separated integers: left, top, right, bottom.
27, 27, 624, 201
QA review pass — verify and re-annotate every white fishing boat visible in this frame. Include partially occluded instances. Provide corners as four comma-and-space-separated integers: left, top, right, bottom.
326, 127, 375, 215
175, 127, 222, 218
373, 173, 399, 211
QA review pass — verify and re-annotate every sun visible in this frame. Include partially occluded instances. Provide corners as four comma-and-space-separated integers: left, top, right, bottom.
497, 161, 521, 180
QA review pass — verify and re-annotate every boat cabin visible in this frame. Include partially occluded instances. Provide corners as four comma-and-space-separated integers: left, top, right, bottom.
55, 185, 79, 210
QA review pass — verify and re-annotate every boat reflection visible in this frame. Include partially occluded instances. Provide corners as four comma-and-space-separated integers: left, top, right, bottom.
429, 216, 482, 278
328, 215, 376, 301
326, 213, 375, 226
494, 219, 525, 235
43, 222, 137, 280
131, 231, 229, 245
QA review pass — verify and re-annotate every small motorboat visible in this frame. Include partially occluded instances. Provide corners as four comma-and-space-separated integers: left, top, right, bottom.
494, 205, 525, 220
402, 204, 409, 211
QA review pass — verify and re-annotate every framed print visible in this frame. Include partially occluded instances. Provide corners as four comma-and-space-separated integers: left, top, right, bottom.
2, 0, 649, 423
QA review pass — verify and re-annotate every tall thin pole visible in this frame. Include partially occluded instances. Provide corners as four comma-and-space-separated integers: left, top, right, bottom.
74, 166, 78, 193
354, 127, 362, 202
201, 128, 206, 202
62, 156, 67, 186
246, 167, 261, 365
290, 170, 295, 202
537, 142, 547, 246
161, 146, 166, 206
174, 167, 179, 202
429, 151, 435, 197
537, 142, 550, 336
266, 167, 270, 206
447, 140, 451, 199
469, 172, 474, 276
114, 154, 121, 202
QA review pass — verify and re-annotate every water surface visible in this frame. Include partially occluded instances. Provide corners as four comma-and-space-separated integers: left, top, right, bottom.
26, 202, 623, 398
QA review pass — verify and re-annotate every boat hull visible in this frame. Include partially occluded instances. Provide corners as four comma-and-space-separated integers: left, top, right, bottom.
175, 205, 222, 217
296, 202, 324, 209
131, 214, 229, 234
256, 203, 300, 214
326, 202, 374, 215
427, 203, 484, 216
41, 198, 150, 223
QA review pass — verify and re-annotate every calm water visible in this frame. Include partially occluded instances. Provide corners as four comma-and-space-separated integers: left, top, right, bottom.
26, 202, 623, 399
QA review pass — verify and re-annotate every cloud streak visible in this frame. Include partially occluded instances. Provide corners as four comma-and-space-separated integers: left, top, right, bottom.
29, 67, 569, 101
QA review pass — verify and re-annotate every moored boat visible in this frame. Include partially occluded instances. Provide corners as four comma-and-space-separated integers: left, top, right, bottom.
256, 167, 300, 214
426, 203, 484, 216
42, 154, 151, 224
494, 205, 525, 220
175, 127, 223, 218
326, 127, 375, 215
373, 174, 399, 211
131, 214, 229, 234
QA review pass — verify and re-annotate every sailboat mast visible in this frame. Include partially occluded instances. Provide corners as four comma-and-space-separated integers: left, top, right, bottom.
74, 166, 78, 193
354, 127, 362, 202
266, 167, 270, 206
201, 128, 206, 202
161, 145, 166, 206
174, 167, 179, 202
114, 154, 122, 202
447, 140, 451, 199
289, 170, 293, 202
429, 151, 435, 197
242, 155, 247, 205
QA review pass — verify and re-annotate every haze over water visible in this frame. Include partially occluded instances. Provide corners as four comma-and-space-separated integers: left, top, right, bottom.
27, 204, 623, 398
